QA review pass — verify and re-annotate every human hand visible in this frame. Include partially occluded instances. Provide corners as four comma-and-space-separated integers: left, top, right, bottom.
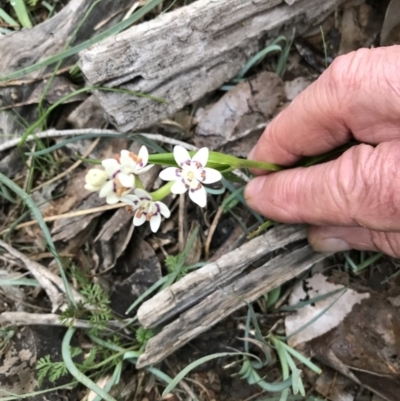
245, 46, 400, 257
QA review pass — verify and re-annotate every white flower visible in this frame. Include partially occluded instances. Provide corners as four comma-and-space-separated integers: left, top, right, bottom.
93, 146, 153, 205
122, 189, 171, 233
84, 169, 108, 192
159, 146, 222, 207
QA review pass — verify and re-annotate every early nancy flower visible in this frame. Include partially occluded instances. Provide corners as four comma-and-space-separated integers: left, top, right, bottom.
84, 169, 108, 192
122, 189, 170, 233
159, 146, 222, 207
84, 168, 123, 204
88, 146, 153, 205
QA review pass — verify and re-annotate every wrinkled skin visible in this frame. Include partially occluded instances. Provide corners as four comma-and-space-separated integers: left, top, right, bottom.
245, 46, 400, 257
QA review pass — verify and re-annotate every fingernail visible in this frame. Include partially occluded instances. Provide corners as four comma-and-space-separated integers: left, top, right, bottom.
245, 177, 264, 200
312, 238, 352, 252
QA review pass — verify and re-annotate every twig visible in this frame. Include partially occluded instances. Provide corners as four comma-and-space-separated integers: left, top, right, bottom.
0, 239, 61, 310
0, 202, 126, 235
204, 205, 223, 259
0, 239, 83, 309
165, 359, 198, 400
178, 194, 186, 253
0, 311, 125, 330
31, 136, 101, 192
0, 128, 198, 152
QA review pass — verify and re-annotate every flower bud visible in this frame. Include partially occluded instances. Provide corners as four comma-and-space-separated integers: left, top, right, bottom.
84, 169, 108, 191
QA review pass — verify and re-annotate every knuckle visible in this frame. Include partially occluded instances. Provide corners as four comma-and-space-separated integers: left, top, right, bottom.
370, 231, 400, 258
337, 142, 400, 228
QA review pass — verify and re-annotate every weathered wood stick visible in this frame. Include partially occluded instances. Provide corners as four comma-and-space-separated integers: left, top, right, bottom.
0, 0, 133, 142
137, 245, 331, 368
80, 0, 345, 132
137, 224, 307, 328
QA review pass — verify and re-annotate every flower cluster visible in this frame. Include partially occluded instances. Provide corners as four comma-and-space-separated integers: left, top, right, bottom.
85, 146, 153, 204
85, 145, 222, 232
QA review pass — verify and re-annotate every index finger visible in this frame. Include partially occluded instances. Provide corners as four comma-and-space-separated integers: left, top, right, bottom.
250, 46, 400, 167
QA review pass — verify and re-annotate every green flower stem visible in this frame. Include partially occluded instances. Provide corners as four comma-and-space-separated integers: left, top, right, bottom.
62, 328, 117, 401
150, 181, 174, 201
148, 151, 282, 172
135, 176, 145, 190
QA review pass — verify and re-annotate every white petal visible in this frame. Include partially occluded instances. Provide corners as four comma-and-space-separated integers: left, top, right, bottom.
149, 214, 161, 232
192, 147, 209, 168
120, 150, 138, 171
137, 164, 154, 174
134, 188, 152, 200
189, 184, 207, 207
106, 193, 120, 204
171, 179, 188, 194
102, 159, 120, 177
99, 180, 114, 198
138, 146, 149, 166
202, 168, 222, 184
84, 183, 99, 192
121, 194, 140, 207
174, 145, 191, 167
133, 212, 146, 226
118, 173, 135, 188
156, 202, 171, 218
159, 167, 181, 181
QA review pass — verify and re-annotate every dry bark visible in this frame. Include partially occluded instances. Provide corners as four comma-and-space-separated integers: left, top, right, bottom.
137, 224, 307, 328
0, 0, 133, 142
137, 245, 332, 368
80, 0, 345, 132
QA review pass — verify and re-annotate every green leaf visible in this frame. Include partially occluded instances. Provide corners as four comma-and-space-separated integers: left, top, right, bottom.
0, 8, 19, 27
10, 0, 32, 28
62, 328, 118, 401
162, 352, 257, 396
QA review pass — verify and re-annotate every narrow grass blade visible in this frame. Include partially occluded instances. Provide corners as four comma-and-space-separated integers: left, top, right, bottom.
146, 367, 173, 384
279, 287, 345, 312
125, 275, 169, 314
25, 133, 134, 157
0, 172, 75, 306
92, 361, 123, 401
0, 0, 165, 82
285, 289, 346, 343
62, 328, 117, 401
222, 178, 264, 224
0, 8, 20, 27
265, 286, 281, 309
162, 352, 256, 395
10, 0, 32, 28
0, 277, 39, 286
17, 86, 165, 147
276, 29, 295, 77
237, 35, 287, 79
279, 341, 321, 374
238, 44, 282, 79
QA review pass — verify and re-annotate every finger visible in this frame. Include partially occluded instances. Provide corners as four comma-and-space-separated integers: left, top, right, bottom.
250, 46, 400, 167
308, 225, 400, 258
245, 141, 400, 231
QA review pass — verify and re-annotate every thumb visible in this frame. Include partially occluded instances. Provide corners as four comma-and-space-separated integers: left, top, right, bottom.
245, 141, 400, 231
308, 226, 400, 258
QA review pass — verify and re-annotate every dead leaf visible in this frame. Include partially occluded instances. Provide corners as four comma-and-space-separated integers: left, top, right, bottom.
285, 273, 400, 401
380, 0, 400, 45
338, 3, 386, 55
194, 72, 284, 150
285, 274, 369, 348
94, 208, 135, 272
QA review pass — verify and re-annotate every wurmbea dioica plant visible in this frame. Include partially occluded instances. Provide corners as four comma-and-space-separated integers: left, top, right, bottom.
85, 145, 281, 233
